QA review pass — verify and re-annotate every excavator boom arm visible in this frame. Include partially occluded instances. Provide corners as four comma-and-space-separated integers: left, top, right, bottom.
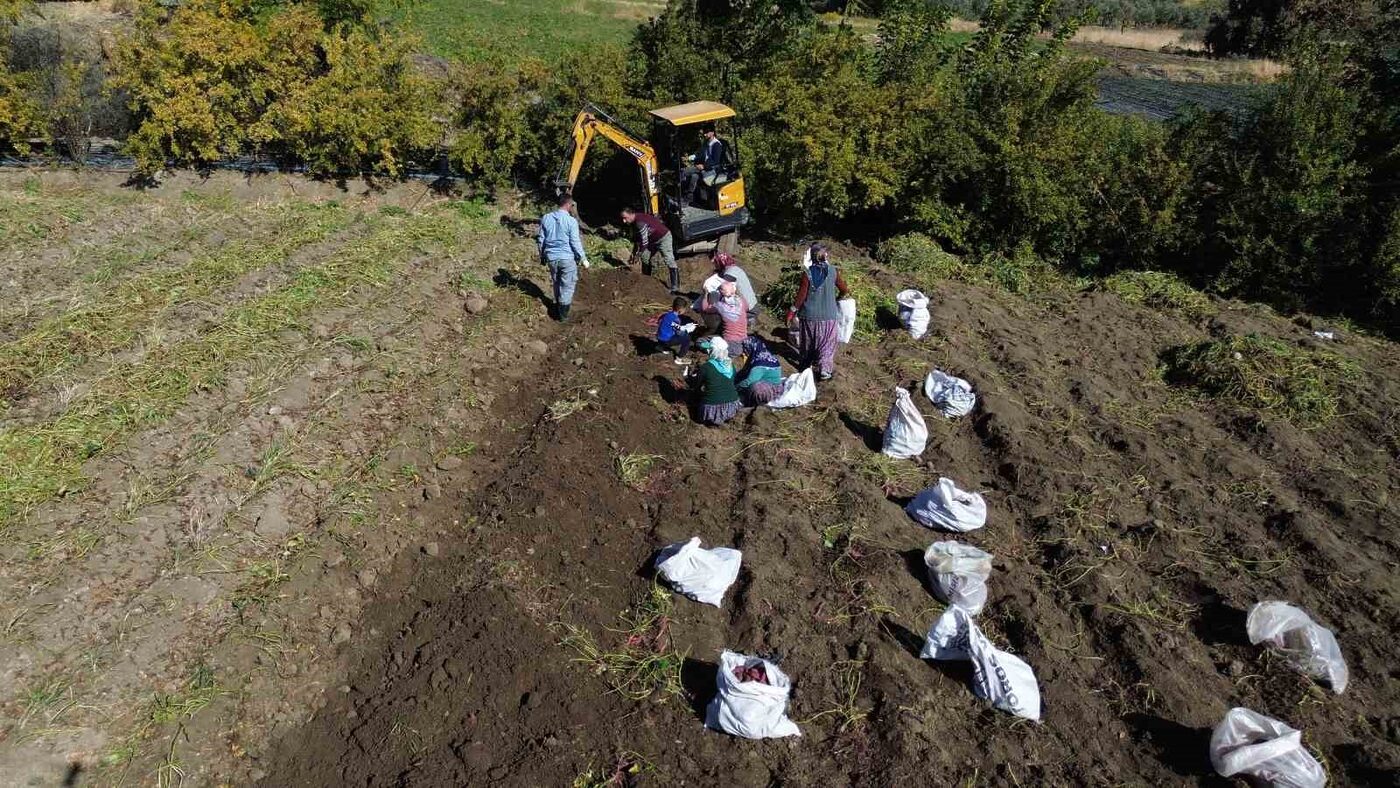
560, 105, 661, 215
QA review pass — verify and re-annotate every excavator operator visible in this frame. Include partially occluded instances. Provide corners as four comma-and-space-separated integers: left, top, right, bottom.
681, 126, 725, 207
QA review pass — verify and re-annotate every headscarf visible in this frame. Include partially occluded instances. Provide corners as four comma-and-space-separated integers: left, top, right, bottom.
713, 252, 737, 272
704, 337, 734, 378
807, 243, 831, 290
741, 336, 780, 369
737, 336, 782, 388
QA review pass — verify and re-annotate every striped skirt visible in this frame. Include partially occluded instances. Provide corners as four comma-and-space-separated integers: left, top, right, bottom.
799, 318, 840, 375
699, 400, 741, 425
744, 381, 783, 406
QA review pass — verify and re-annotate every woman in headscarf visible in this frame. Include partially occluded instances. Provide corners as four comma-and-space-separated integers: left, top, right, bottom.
689, 337, 741, 425
736, 336, 783, 406
701, 279, 750, 345
785, 242, 849, 381
712, 252, 759, 330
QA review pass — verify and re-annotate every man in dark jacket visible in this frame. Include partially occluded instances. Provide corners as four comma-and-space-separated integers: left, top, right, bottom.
681, 127, 725, 207
622, 207, 679, 293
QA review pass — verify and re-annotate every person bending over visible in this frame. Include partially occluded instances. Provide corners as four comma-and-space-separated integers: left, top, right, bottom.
622, 207, 679, 294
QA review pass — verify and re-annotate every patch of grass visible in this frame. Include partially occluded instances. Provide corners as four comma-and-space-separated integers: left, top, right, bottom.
20, 677, 72, 729
150, 664, 221, 725
0, 207, 483, 527
573, 751, 654, 788
821, 519, 871, 578
876, 232, 965, 278
26, 526, 103, 562
1102, 590, 1197, 632
613, 452, 663, 491
855, 452, 927, 497
1161, 334, 1360, 426
549, 393, 593, 421
556, 585, 687, 704
0, 202, 353, 401
804, 659, 869, 732
1101, 270, 1211, 318
405, 0, 649, 62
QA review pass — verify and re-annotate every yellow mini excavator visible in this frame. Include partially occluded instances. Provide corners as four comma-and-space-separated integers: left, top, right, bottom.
557, 101, 749, 254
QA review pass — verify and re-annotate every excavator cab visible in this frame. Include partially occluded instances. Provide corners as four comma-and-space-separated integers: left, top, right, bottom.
556, 101, 749, 253
649, 101, 748, 251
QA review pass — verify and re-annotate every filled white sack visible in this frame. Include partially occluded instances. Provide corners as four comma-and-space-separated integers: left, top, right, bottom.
1210, 707, 1327, 788
924, 369, 976, 418
1247, 601, 1348, 694
706, 651, 801, 739
896, 289, 931, 340
921, 607, 1041, 722
768, 368, 816, 409
837, 298, 857, 344
906, 478, 987, 532
654, 537, 742, 608
882, 387, 928, 459
924, 541, 993, 615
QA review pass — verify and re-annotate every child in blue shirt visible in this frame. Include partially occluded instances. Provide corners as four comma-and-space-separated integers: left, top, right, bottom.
657, 296, 695, 365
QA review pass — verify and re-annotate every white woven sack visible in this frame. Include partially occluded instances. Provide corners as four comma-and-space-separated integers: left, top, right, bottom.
921, 607, 1041, 721
896, 289, 930, 339
768, 368, 816, 409
837, 298, 857, 344
924, 369, 975, 418
881, 387, 928, 459
706, 651, 801, 739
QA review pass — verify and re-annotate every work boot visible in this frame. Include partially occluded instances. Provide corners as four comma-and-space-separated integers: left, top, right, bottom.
668, 268, 680, 294
558, 304, 571, 322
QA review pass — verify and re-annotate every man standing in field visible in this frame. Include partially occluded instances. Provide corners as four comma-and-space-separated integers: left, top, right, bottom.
622, 206, 679, 294
538, 194, 589, 322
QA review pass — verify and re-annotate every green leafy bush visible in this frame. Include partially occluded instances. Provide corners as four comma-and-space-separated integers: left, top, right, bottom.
255, 22, 439, 177
1101, 271, 1211, 317
113, 0, 437, 176
0, 0, 42, 153
875, 233, 966, 279
0, 61, 41, 153
1161, 334, 1359, 425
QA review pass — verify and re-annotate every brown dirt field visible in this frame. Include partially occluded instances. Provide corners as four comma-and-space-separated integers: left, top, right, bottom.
255, 252, 1398, 784
2, 172, 1397, 786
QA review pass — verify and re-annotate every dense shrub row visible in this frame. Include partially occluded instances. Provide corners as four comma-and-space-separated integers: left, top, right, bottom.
629, 0, 1399, 333
932, 0, 1223, 29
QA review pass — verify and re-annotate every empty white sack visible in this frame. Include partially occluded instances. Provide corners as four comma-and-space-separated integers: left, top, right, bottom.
1247, 601, 1348, 693
921, 607, 1041, 721
906, 478, 987, 532
654, 537, 742, 608
1210, 707, 1327, 788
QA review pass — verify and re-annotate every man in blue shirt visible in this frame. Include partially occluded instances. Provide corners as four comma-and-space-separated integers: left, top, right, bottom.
537, 194, 589, 321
